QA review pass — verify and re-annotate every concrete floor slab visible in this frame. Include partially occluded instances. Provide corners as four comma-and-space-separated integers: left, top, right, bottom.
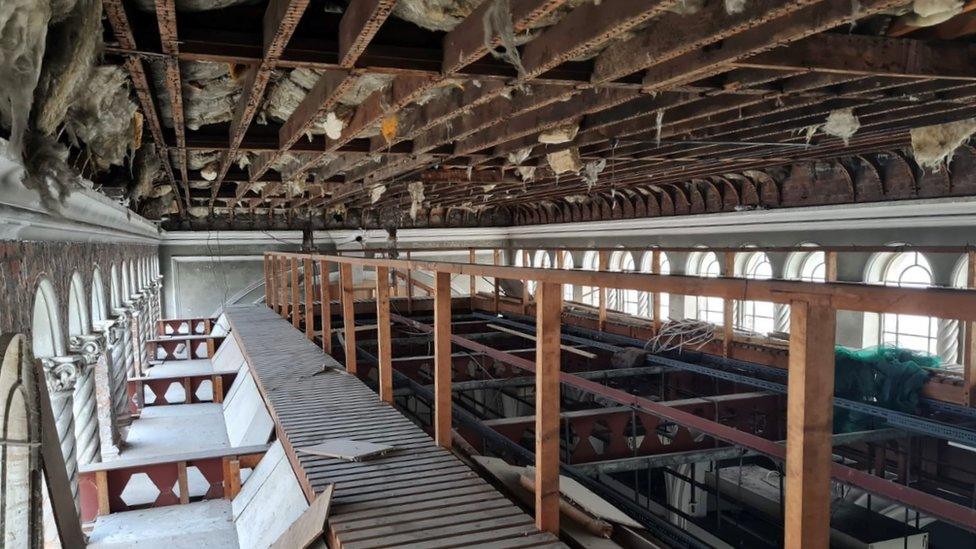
87, 500, 238, 549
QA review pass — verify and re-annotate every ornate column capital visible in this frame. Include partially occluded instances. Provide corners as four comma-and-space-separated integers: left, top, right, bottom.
111, 306, 133, 320
94, 318, 127, 345
69, 334, 106, 366
40, 355, 85, 393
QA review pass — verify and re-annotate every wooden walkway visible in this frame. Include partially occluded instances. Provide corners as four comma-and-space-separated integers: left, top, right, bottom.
225, 305, 565, 549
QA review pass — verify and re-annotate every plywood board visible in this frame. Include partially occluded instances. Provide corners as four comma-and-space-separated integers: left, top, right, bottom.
270, 485, 334, 549
297, 439, 395, 462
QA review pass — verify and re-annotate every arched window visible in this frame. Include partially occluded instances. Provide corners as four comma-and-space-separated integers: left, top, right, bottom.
528, 251, 552, 295
580, 251, 601, 306
32, 279, 65, 359
0, 334, 41, 546
608, 251, 638, 314
91, 268, 108, 325
67, 273, 90, 338
736, 251, 775, 334
513, 249, 526, 267
878, 252, 939, 354
686, 251, 723, 324
557, 251, 575, 302
639, 251, 671, 320
109, 265, 121, 310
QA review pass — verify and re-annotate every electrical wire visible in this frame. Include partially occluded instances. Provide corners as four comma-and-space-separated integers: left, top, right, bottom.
644, 319, 716, 354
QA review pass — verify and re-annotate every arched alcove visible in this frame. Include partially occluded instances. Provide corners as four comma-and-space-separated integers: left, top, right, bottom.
32, 279, 65, 359
67, 273, 90, 338
0, 334, 40, 547
91, 268, 108, 325
109, 265, 121, 311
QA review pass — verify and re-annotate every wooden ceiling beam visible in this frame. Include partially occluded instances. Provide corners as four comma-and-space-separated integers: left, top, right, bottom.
338, 0, 397, 68
209, 0, 312, 208
104, 0, 184, 214
641, 0, 908, 93
518, 0, 676, 80
442, 0, 571, 74
592, 0, 819, 84
735, 34, 976, 81
154, 0, 190, 209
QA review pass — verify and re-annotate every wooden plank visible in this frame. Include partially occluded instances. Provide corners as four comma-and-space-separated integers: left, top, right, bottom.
406, 250, 414, 313
271, 485, 334, 548
291, 257, 301, 328
598, 250, 608, 331
469, 248, 477, 310
277, 70, 355, 154
96, 471, 110, 516
493, 249, 501, 313
338, 0, 397, 68
178, 461, 190, 504
522, 249, 531, 313
213, 374, 224, 404
280, 256, 289, 318
341, 262, 358, 374
784, 299, 836, 548
375, 265, 393, 403
304, 257, 315, 340
651, 249, 662, 330
434, 271, 453, 449
825, 250, 838, 282
723, 251, 735, 357
534, 281, 562, 535
227, 458, 242, 499
484, 323, 596, 359
320, 259, 332, 354
267, 254, 277, 312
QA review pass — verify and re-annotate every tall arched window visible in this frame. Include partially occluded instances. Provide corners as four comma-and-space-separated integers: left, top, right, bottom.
878, 252, 939, 354
580, 251, 601, 306
639, 251, 671, 320
528, 251, 552, 295
736, 251, 775, 334
781, 246, 827, 333
608, 251, 638, 314
557, 251, 575, 302
686, 251, 723, 324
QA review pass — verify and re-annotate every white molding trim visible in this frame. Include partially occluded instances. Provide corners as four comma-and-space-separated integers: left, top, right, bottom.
0, 144, 160, 244
505, 196, 976, 239
160, 227, 508, 247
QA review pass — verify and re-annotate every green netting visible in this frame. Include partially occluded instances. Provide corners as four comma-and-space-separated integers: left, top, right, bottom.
833, 345, 939, 432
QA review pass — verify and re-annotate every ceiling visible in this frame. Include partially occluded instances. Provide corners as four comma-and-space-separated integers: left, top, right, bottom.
8, 0, 976, 230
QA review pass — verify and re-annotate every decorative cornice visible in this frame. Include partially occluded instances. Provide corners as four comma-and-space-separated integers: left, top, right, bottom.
40, 356, 85, 393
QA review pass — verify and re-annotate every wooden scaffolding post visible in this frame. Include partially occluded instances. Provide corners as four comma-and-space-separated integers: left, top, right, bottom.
319, 259, 332, 354
493, 249, 501, 313
279, 256, 289, 319
535, 281, 562, 535
303, 257, 315, 340
469, 247, 477, 310
965, 250, 976, 406
263, 253, 272, 308
785, 298, 836, 549
434, 271, 453, 449
824, 251, 839, 282
291, 257, 301, 328
651, 249, 662, 331
598, 250, 608, 331
375, 266, 393, 404
406, 250, 414, 314
723, 251, 735, 357
268, 254, 277, 312
522, 249, 531, 313
339, 262, 357, 375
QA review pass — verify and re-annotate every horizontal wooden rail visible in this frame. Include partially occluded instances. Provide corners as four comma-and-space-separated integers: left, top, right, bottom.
266, 252, 976, 321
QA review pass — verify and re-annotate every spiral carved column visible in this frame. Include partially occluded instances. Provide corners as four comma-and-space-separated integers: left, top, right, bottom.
938, 319, 960, 365
70, 334, 108, 463
41, 355, 84, 510
112, 307, 136, 418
